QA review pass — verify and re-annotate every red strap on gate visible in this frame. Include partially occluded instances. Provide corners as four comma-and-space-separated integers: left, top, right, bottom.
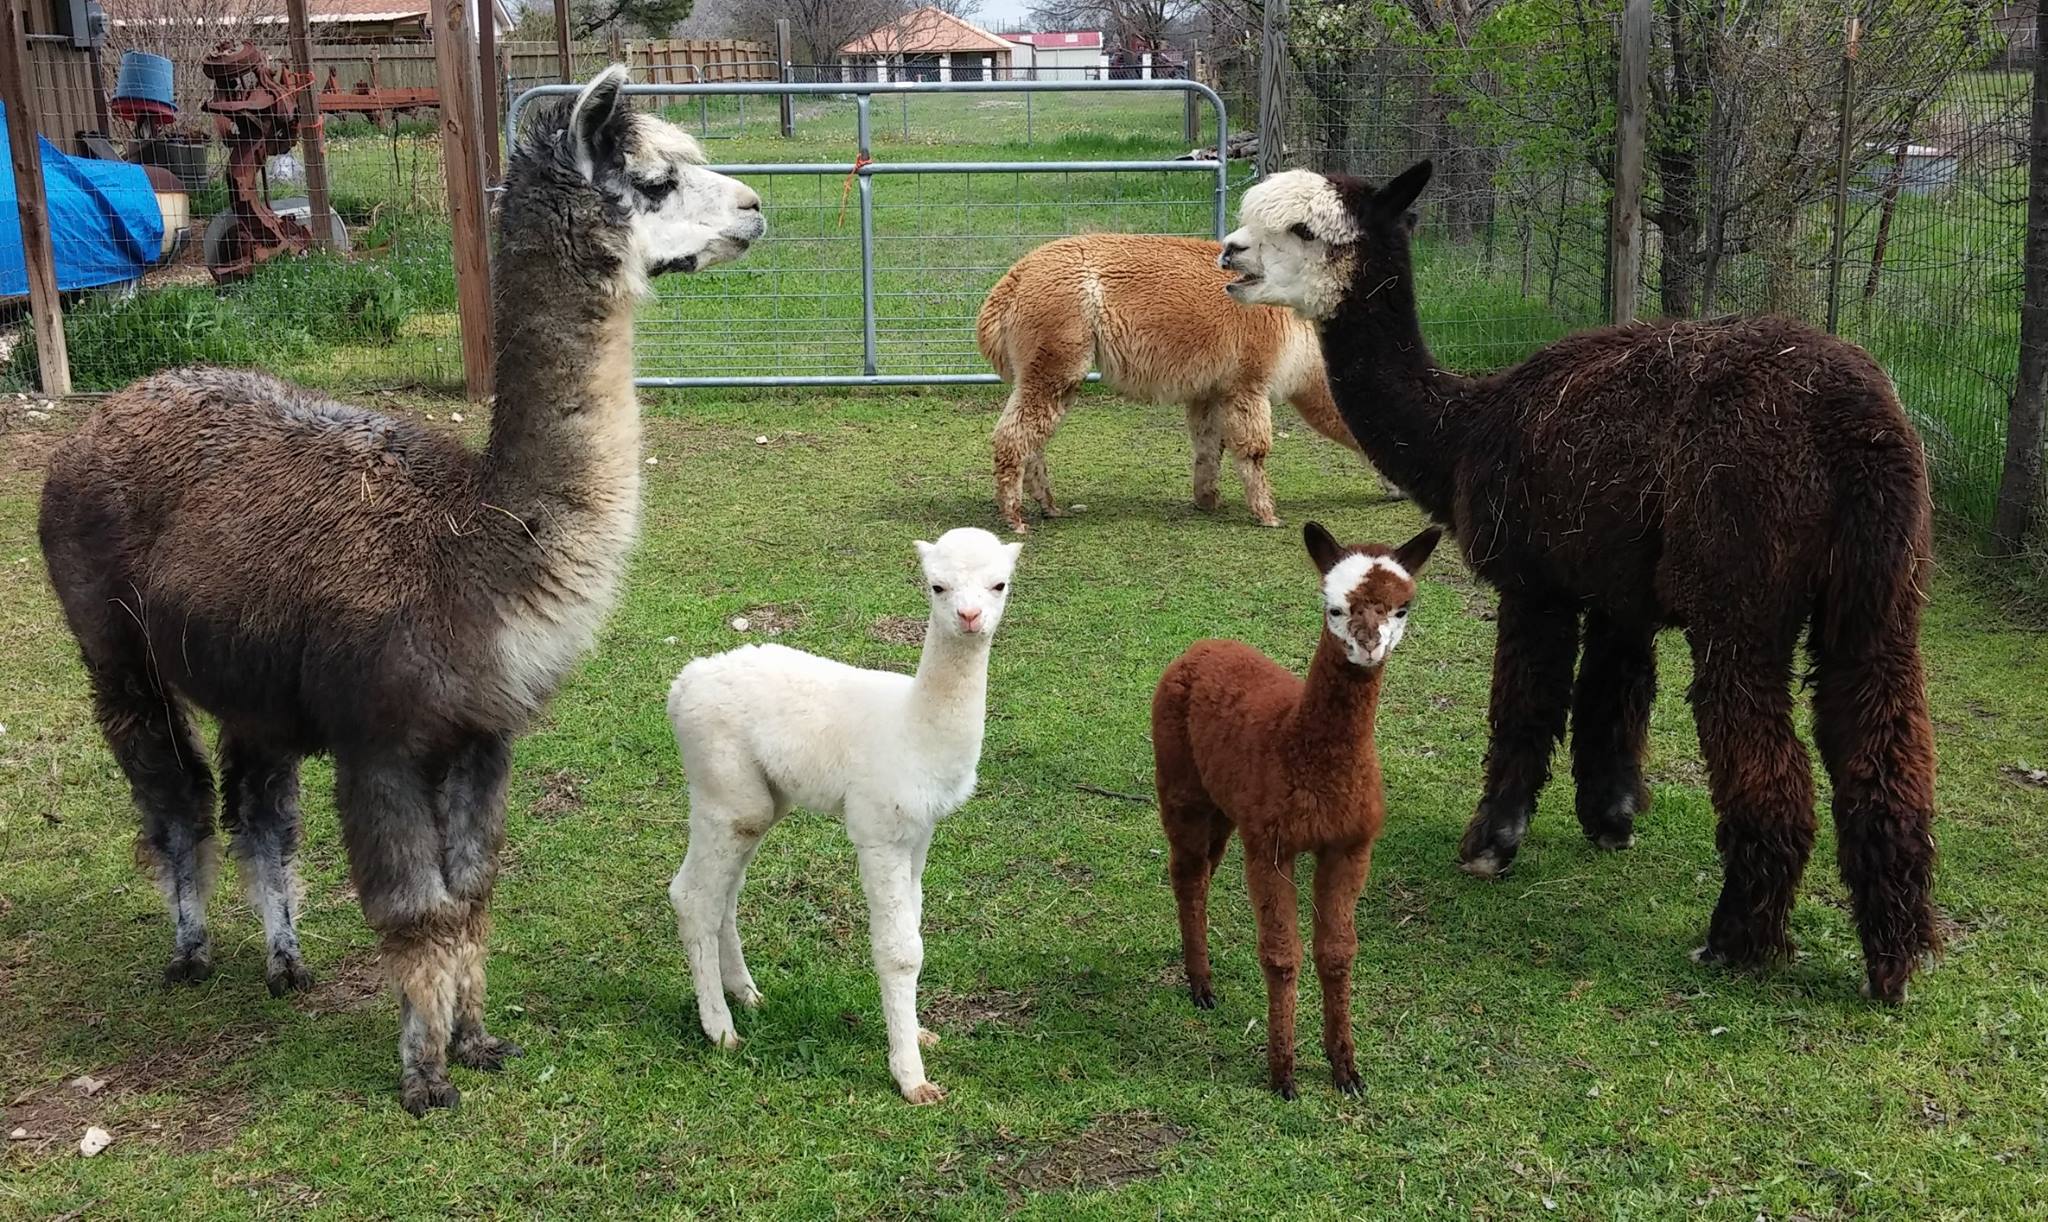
837, 153, 874, 228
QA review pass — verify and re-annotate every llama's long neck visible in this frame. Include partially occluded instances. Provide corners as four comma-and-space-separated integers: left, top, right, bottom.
1317, 249, 1475, 519
481, 257, 642, 514
466, 232, 646, 714
1288, 629, 1384, 765
906, 625, 993, 756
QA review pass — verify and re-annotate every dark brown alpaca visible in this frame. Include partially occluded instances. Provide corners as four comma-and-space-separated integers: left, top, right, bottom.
1154, 523, 1440, 1097
1219, 161, 1938, 1002
36, 68, 765, 1113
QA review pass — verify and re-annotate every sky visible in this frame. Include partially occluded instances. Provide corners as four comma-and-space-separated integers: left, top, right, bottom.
975, 0, 1040, 31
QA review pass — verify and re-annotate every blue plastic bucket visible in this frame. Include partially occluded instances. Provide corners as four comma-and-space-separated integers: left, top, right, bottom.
114, 50, 175, 109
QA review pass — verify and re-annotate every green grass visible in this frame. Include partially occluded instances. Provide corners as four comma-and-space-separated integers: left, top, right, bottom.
4, 391, 2047, 1217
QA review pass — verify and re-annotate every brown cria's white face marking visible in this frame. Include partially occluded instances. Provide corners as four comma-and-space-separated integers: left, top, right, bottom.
568, 66, 765, 295
1305, 522, 1442, 669
1218, 169, 1358, 319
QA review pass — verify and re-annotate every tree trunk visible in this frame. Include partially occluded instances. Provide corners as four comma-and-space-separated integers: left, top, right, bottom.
1992, 4, 2048, 555
1651, 0, 1707, 317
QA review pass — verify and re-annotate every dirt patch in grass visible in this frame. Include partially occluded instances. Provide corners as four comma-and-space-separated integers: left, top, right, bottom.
922, 987, 1034, 1032
531, 769, 588, 821
3, 1022, 262, 1164
0, 423, 61, 478
991, 1111, 1186, 1197
870, 614, 926, 646
737, 603, 808, 637
293, 948, 385, 1016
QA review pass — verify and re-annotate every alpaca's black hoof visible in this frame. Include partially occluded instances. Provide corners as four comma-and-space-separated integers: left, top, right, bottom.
1332, 1069, 1363, 1095
1273, 1077, 1297, 1101
400, 1075, 461, 1116
266, 955, 316, 997
1577, 783, 1645, 852
163, 947, 214, 986
1457, 800, 1530, 879
452, 1035, 524, 1071
1190, 984, 1217, 1010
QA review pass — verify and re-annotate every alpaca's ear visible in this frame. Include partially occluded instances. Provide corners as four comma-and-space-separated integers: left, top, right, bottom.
1395, 526, 1443, 575
571, 64, 631, 182
913, 540, 934, 563
1374, 161, 1433, 222
1004, 541, 1023, 567
1304, 521, 1347, 575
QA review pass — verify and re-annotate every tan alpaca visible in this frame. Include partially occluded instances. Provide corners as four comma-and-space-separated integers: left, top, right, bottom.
976, 234, 1396, 534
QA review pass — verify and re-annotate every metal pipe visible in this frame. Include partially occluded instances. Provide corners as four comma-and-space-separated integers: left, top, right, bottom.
508, 77, 1232, 139
696, 159, 1222, 176
856, 95, 879, 377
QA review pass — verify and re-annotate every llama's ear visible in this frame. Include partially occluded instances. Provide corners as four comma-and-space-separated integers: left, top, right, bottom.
571, 65, 631, 182
1395, 526, 1443, 575
1374, 161, 1433, 223
1303, 521, 1346, 575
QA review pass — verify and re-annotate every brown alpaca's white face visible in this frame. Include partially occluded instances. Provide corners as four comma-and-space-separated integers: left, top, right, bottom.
1306, 523, 1441, 669
570, 67, 765, 294
1219, 170, 1357, 320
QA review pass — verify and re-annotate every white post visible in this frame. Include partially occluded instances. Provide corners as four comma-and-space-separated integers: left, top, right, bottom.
1141, 51, 1153, 79
1096, 52, 1109, 81
875, 55, 888, 83
980, 56, 990, 79
939, 52, 951, 82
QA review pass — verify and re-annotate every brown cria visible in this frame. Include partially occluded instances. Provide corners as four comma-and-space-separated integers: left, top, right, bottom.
35, 67, 765, 1115
1153, 523, 1440, 1097
976, 234, 1398, 534
1219, 160, 1939, 1003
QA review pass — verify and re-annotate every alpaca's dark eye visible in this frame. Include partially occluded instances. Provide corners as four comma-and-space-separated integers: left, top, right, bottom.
1289, 222, 1317, 242
1395, 606, 1410, 618
638, 175, 677, 203
931, 584, 947, 595
992, 582, 1007, 592
1329, 607, 1342, 618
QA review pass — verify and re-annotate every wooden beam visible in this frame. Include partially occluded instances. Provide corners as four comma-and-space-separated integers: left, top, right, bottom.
285, 0, 336, 252
554, 0, 572, 83
1, 5, 70, 396
1255, 0, 1286, 179
479, 0, 502, 183
434, 0, 493, 400
1609, 0, 1650, 326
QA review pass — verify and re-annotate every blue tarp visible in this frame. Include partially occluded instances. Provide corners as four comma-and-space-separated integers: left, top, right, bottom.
2, 103, 165, 299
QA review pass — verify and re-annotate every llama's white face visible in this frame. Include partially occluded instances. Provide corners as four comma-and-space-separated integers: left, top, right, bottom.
1220, 169, 1358, 320
570, 67, 765, 292
915, 528, 1022, 639
1305, 523, 1440, 670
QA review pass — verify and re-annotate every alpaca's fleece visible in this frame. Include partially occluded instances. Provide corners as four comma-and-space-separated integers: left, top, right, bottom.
667, 528, 1021, 1103
977, 234, 1375, 531
1292, 157, 1939, 1005
1153, 523, 1438, 1097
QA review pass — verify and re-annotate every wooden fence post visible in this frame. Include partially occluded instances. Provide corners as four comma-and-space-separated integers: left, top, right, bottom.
1608, 0, 1650, 326
1, 5, 71, 395
554, 0, 572, 83
777, 18, 793, 137
285, 0, 335, 252
479, 0, 502, 184
1824, 17, 1860, 334
1255, 0, 1287, 178
434, 0, 493, 400
1994, 0, 2048, 555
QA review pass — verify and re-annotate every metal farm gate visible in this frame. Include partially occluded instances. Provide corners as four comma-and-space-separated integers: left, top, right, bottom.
506, 80, 1232, 388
